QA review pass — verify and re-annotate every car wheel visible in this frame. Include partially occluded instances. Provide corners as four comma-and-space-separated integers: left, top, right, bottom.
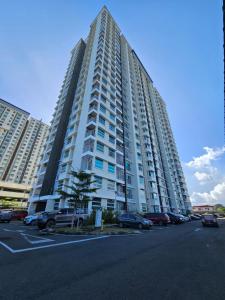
138, 223, 143, 230
119, 222, 124, 228
46, 220, 55, 229
159, 221, 163, 226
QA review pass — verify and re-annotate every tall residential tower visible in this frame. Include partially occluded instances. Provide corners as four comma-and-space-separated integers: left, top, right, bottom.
0, 98, 49, 206
29, 7, 191, 214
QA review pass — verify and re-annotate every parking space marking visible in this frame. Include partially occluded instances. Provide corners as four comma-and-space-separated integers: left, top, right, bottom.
194, 228, 201, 232
0, 235, 109, 254
20, 233, 54, 244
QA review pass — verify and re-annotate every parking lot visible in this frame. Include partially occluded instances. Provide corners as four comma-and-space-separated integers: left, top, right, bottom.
0, 218, 224, 255
1, 219, 225, 300
0, 219, 182, 254
0, 221, 112, 254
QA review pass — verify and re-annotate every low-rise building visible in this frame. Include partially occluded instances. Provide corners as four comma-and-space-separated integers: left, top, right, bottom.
192, 205, 214, 213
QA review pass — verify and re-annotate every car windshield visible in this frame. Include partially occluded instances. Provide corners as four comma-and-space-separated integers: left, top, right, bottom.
204, 215, 214, 220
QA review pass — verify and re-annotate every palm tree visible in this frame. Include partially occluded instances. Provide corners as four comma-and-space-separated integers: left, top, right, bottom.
58, 170, 98, 229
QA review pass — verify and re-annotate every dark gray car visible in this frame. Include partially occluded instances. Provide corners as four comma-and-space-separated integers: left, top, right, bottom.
118, 213, 153, 229
0, 210, 12, 223
37, 208, 88, 229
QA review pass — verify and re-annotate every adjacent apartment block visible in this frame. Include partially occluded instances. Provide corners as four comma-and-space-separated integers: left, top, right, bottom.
0, 98, 49, 205
29, 7, 191, 214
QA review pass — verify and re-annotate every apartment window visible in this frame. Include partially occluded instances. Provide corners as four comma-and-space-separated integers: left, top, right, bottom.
110, 103, 115, 111
108, 148, 115, 158
127, 189, 133, 199
96, 141, 104, 153
109, 123, 115, 132
95, 158, 103, 169
100, 104, 106, 114
99, 116, 105, 125
107, 180, 115, 190
127, 175, 132, 184
64, 150, 69, 158
110, 113, 115, 121
138, 164, 143, 171
107, 199, 114, 210
92, 197, 101, 209
101, 94, 107, 103
137, 153, 142, 160
61, 164, 66, 173
102, 77, 108, 85
108, 163, 115, 173
94, 176, 102, 188
109, 135, 115, 144
139, 176, 144, 184
98, 128, 105, 138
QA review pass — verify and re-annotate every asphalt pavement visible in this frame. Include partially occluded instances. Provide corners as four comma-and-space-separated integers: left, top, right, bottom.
0, 220, 225, 300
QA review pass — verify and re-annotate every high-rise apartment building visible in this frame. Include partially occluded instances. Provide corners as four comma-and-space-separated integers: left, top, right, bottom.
0, 98, 49, 206
29, 7, 191, 214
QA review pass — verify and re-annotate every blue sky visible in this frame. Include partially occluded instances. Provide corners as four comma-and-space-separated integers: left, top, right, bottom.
0, 0, 224, 205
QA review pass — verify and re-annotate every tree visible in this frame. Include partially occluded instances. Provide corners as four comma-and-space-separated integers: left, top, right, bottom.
58, 170, 98, 229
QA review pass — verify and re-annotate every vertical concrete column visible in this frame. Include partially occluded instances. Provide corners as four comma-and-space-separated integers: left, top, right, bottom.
45, 199, 55, 212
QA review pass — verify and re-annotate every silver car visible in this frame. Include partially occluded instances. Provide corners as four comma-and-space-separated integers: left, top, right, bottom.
23, 212, 43, 226
37, 208, 88, 229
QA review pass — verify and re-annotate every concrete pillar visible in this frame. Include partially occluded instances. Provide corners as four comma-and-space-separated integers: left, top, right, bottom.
59, 199, 65, 209
101, 198, 107, 210
28, 202, 37, 215
45, 199, 55, 212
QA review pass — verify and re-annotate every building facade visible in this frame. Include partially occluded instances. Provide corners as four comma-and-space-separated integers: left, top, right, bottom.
29, 7, 191, 214
0, 98, 49, 206
192, 205, 214, 213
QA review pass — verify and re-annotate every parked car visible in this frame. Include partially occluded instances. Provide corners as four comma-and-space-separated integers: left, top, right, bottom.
144, 212, 170, 226
167, 212, 184, 224
179, 214, 190, 222
23, 212, 42, 226
190, 215, 201, 220
0, 210, 12, 223
37, 208, 88, 229
194, 214, 202, 218
202, 214, 219, 227
118, 213, 153, 229
11, 210, 28, 221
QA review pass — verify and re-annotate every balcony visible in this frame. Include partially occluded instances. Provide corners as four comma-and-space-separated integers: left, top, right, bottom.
83, 139, 94, 153
116, 142, 123, 153
85, 129, 95, 138
89, 102, 98, 112
81, 155, 93, 171
87, 111, 97, 124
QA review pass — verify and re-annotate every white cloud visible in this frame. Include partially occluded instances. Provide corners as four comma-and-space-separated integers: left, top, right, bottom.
190, 182, 225, 206
194, 171, 211, 183
184, 145, 225, 206
186, 146, 225, 169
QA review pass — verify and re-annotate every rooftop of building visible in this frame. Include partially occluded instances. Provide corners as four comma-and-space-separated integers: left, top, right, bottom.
192, 205, 215, 208
0, 98, 30, 115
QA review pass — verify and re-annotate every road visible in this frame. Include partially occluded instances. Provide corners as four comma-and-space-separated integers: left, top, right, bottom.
0, 220, 225, 300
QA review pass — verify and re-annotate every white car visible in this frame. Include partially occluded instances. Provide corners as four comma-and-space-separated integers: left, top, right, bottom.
23, 212, 42, 226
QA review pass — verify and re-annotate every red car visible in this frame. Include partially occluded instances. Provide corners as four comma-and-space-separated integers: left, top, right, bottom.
11, 210, 28, 220
144, 213, 170, 226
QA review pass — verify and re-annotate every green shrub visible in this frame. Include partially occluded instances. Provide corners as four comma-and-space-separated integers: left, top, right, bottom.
85, 211, 96, 226
102, 209, 117, 224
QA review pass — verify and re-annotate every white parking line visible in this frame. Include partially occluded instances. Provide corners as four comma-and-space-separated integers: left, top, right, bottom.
194, 228, 201, 232
20, 233, 54, 244
0, 235, 109, 254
